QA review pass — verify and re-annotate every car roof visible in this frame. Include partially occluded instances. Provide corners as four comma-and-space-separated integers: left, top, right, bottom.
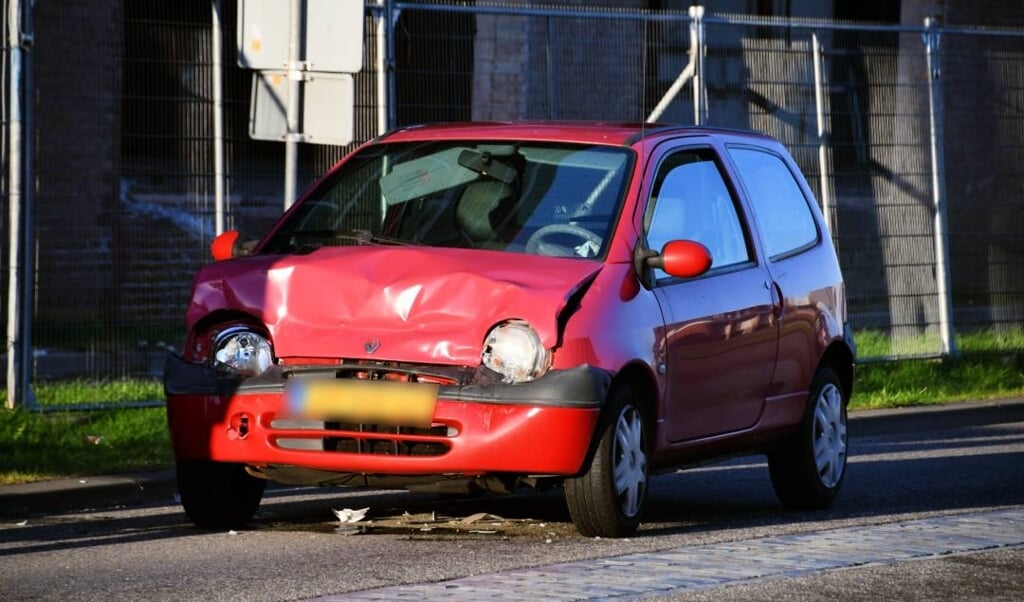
378, 121, 774, 147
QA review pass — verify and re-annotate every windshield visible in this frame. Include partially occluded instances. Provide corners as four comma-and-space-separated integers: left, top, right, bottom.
261, 140, 633, 259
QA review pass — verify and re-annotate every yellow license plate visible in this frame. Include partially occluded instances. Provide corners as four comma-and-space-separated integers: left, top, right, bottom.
286, 379, 438, 427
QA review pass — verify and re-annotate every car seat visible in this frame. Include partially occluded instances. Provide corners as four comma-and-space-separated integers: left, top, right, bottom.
455, 179, 518, 248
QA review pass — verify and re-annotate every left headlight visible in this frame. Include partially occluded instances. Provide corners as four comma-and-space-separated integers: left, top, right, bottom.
482, 320, 551, 384
212, 326, 274, 376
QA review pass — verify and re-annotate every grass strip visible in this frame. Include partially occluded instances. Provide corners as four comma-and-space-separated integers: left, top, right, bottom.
0, 408, 171, 486
0, 329, 1022, 484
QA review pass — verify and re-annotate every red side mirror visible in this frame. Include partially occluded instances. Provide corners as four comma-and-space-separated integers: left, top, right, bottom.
648, 240, 712, 279
211, 230, 241, 261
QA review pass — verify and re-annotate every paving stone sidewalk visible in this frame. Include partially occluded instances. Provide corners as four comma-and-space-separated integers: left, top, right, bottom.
324, 508, 1024, 601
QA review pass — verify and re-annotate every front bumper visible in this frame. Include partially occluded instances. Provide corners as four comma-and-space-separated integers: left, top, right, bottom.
164, 355, 609, 477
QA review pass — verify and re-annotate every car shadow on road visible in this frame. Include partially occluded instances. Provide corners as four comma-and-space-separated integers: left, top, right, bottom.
2, 423, 1021, 551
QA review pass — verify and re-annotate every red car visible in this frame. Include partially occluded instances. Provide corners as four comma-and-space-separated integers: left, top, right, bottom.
165, 122, 854, 537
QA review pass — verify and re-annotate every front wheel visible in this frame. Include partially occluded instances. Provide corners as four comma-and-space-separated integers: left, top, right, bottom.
177, 460, 266, 529
768, 366, 848, 509
565, 385, 649, 537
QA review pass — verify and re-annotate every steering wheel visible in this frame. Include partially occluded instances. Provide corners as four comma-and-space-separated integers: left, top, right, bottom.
525, 223, 604, 257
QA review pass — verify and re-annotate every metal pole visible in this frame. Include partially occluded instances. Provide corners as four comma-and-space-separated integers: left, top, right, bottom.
689, 5, 706, 125
5, 0, 23, 409
812, 32, 834, 236
384, 0, 397, 129
20, 0, 34, 409
646, 62, 694, 123
374, 1, 387, 136
374, 1, 389, 220
5, 0, 35, 410
283, 0, 303, 210
923, 17, 956, 356
211, 0, 225, 234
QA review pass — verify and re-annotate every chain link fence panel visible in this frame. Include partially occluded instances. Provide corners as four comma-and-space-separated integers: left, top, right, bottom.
4, 0, 1024, 405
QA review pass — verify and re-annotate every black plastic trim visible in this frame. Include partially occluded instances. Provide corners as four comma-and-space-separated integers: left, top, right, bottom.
164, 353, 612, 408
447, 365, 611, 407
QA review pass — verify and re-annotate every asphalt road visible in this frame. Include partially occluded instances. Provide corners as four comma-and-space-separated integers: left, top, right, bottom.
2, 400, 1023, 601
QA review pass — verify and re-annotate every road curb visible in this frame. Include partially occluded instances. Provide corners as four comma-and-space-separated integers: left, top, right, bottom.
0, 469, 176, 517
2, 397, 1023, 518
850, 396, 1024, 437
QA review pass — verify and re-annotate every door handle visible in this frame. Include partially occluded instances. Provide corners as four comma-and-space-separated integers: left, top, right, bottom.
765, 280, 784, 321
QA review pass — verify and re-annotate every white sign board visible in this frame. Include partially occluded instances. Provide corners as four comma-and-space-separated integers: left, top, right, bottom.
238, 0, 364, 73
249, 71, 354, 146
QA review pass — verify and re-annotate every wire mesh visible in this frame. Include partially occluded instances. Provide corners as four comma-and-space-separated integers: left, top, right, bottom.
19, 0, 381, 393
6, 0, 1024, 404
942, 31, 1024, 335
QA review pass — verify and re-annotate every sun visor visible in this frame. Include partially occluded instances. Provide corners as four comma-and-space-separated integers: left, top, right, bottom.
380, 145, 521, 206
379, 147, 477, 206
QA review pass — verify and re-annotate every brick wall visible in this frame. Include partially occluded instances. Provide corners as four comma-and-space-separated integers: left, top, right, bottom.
33, 0, 123, 332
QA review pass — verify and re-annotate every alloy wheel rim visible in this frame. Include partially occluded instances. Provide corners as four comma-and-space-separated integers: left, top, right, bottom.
612, 405, 647, 518
812, 383, 847, 488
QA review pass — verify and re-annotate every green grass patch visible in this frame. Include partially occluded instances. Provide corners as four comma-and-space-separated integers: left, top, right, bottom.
0, 328, 1021, 485
854, 329, 943, 359
0, 407, 172, 485
0, 378, 164, 407
854, 327, 1024, 360
851, 327, 1024, 408
852, 353, 1024, 409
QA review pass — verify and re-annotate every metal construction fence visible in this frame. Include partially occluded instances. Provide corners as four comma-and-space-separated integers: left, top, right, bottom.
3, 0, 1024, 407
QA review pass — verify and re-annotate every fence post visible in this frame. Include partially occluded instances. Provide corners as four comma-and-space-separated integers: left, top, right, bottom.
923, 17, 957, 356
5, 0, 37, 410
811, 32, 834, 236
374, 1, 388, 135
211, 0, 226, 235
689, 5, 706, 125
384, 0, 397, 130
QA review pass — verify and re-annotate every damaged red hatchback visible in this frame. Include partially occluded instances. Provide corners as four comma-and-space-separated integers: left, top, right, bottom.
165, 122, 855, 537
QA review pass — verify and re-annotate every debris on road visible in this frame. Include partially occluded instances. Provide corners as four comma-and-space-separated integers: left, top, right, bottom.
332, 507, 370, 523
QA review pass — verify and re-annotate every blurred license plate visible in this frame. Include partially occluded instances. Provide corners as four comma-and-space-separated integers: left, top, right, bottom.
286, 379, 438, 427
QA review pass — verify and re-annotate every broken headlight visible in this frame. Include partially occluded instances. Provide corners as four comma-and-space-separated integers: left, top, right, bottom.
482, 320, 551, 384
212, 326, 274, 376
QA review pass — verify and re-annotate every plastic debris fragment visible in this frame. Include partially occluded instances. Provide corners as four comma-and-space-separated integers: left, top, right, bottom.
333, 507, 370, 523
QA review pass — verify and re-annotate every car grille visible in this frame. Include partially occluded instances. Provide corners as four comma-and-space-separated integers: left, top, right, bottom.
270, 419, 454, 457
270, 361, 463, 457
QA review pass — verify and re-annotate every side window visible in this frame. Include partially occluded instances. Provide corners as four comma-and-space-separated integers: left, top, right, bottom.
728, 147, 818, 260
645, 149, 750, 279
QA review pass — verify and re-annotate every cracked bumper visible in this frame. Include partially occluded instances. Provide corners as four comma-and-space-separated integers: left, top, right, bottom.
164, 355, 608, 476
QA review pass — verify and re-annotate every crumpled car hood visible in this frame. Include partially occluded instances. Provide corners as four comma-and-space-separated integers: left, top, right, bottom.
186, 246, 602, 365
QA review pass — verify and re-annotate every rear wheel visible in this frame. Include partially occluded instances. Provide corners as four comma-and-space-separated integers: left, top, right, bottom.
768, 367, 848, 509
565, 385, 648, 538
177, 460, 266, 529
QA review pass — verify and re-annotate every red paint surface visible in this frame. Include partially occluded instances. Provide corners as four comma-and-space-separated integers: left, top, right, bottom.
167, 392, 599, 475
188, 246, 601, 365
169, 123, 853, 489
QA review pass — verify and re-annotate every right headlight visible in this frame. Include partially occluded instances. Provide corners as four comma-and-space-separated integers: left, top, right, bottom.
212, 326, 274, 376
482, 320, 551, 384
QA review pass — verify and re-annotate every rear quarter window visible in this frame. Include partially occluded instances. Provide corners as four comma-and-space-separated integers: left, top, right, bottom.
727, 146, 819, 260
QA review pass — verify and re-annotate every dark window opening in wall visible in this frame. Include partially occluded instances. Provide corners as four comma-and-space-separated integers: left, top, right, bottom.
394, 4, 475, 126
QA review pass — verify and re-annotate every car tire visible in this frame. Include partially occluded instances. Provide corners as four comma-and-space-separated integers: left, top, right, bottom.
565, 385, 649, 538
177, 460, 266, 529
768, 366, 848, 509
